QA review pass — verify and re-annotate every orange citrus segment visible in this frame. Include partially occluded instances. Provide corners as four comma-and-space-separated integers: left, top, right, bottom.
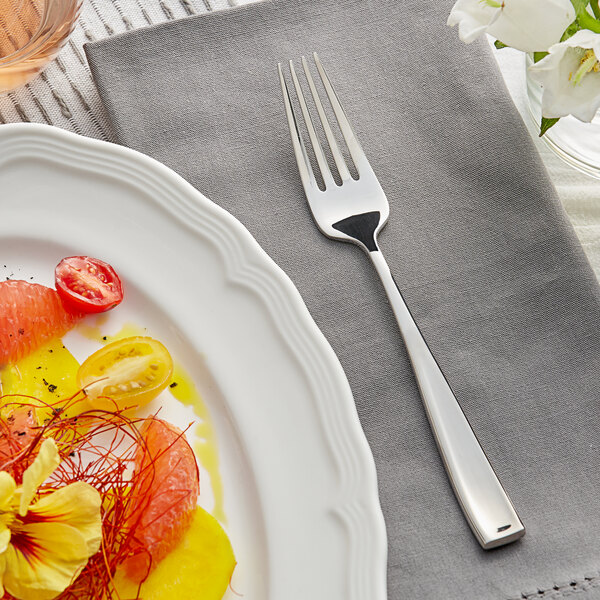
0, 404, 37, 452
0, 405, 38, 482
0, 339, 85, 422
0, 280, 80, 365
122, 417, 200, 582
114, 506, 236, 600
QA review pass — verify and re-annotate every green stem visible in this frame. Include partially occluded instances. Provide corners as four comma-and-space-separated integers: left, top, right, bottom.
592, 0, 600, 20
578, 10, 600, 32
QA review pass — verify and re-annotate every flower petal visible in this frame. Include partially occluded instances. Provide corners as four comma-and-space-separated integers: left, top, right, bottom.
19, 439, 59, 517
0, 472, 16, 554
488, 0, 575, 52
529, 30, 600, 121
447, 0, 499, 44
448, 0, 575, 51
0, 552, 6, 597
3, 521, 90, 600
0, 525, 11, 554
28, 482, 102, 556
0, 471, 16, 511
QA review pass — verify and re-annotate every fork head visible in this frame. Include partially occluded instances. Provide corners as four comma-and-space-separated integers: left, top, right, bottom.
278, 52, 389, 253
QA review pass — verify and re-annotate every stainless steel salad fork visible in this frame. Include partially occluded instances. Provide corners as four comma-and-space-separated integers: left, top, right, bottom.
278, 53, 525, 550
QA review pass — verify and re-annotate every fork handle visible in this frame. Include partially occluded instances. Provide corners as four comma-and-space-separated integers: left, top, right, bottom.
369, 248, 525, 549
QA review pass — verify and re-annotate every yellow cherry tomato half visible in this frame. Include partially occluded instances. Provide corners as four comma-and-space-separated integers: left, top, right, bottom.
77, 336, 174, 411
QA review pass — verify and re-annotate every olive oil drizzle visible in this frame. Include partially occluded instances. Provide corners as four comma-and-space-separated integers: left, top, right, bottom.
168, 366, 226, 525
78, 322, 226, 523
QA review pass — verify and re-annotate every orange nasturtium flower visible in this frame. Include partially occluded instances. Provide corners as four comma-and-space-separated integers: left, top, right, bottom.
0, 438, 102, 600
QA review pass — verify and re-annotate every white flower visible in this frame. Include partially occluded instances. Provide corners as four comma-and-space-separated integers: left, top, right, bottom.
448, 0, 575, 52
528, 30, 600, 122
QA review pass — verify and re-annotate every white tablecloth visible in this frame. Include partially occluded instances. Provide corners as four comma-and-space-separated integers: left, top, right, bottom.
492, 44, 600, 281
0, 0, 237, 138
1, 2, 598, 281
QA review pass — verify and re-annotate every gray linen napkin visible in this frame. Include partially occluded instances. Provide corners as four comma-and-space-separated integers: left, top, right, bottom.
85, 1, 600, 598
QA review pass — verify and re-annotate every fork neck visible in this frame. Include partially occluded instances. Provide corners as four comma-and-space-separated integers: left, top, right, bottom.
332, 211, 381, 252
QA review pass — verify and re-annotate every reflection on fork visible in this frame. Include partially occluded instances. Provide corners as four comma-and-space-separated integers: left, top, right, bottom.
278, 52, 525, 549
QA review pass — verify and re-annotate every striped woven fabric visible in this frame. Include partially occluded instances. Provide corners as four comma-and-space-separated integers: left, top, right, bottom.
0, 0, 243, 140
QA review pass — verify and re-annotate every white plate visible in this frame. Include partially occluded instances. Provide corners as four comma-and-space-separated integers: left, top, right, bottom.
0, 123, 387, 600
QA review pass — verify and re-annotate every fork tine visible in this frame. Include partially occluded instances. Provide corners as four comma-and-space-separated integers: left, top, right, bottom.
313, 52, 370, 174
301, 56, 352, 182
278, 63, 319, 194
288, 59, 336, 189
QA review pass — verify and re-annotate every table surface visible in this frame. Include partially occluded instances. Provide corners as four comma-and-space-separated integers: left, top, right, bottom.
0, 1, 598, 282
492, 42, 600, 282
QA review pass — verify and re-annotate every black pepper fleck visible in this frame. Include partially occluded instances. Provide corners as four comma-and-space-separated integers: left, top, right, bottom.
169, 382, 178, 388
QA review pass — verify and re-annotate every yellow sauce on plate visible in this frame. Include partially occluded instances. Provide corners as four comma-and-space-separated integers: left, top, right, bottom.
0, 324, 234, 599
168, 364, 226, 525
0, 338, 84, 421
85, 323, 227, 525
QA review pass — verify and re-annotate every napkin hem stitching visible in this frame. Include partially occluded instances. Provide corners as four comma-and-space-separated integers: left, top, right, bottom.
508, 575, 600, 599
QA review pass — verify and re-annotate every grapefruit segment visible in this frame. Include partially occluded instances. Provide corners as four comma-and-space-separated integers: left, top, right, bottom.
0, 280, 81, 365
0, 405, 38, 482
123, 417, 200, 582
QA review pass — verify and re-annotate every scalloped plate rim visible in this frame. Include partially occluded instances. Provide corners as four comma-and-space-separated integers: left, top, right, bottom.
0, 122, 388, 600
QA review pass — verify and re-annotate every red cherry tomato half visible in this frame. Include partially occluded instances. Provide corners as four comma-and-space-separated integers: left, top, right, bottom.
55, 256, 124, 314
